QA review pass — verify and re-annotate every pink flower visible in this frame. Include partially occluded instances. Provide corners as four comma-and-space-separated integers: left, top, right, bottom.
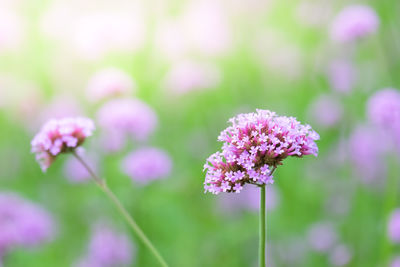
391, 256, 400, 267
388, 209, 400, 243
329, 244, 352, 266
367, 88, 400, 150
307, 222, 337, 252
31, 117, 95, 171
367, 88, 400, 130
308, 95, 343, 128
75, 223, 135, 267
348, 125, 387, 184
181, 0, 232, 56
0, 192, 54, 255
96, 99, 157, 146
328, 59, 356, 94
204, 110, 319, 194
163, 60, 221, 95
86, 68, 136, 102
121, 147, 172, 184
330, 5, 379, 43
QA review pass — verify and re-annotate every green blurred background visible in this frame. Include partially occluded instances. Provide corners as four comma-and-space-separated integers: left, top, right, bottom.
1, 0, 400, 266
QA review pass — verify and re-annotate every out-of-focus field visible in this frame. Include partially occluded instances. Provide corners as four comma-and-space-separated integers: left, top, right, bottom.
1, 0, 400, 266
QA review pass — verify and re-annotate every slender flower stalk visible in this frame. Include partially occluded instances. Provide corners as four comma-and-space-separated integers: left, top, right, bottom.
73, 152, 169, 267
202, 110, 319, 267
259, 185, 266, 267
31, 117, 168, 267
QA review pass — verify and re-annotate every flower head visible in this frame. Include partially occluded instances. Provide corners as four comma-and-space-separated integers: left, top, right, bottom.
367, 88, 400, 130
86, 68, 136, 102
97, 98, 157, 145
31, 117, 95, 171
328, 59, 356, 94
388, 209, 400, 243
0, 192, 54, 255
75, 223, 134, 267
203, 109, 319, 194
330, 5, 379, 43
121, 147, 172, 184
307, 222, 337, 252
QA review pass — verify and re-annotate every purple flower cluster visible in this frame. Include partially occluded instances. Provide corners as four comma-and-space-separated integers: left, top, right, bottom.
31, 117, 95, 171
121, 147, 172, 184
0, 193, 54, 257
97, 98, 157, 144
203, 110, 319, 194
330, 5, 379, 43
75, 224, 134, 267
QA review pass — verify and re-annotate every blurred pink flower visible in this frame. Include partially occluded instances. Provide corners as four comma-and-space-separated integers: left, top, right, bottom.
328, 59, 356, 94
0, 192, 54, 255
31, 117, 95, 171
182, 0, 232, 56
86, 68, 136, 102
154, 20, 189, 60
96, 98, 157, 147
388, 209, 400, 243
163, 60, 221, 95
329, 244, 352, 266
307, 222, 337, 252
0, 8, 25, 52
75, 223, 134, 267
367, 88, 400, 131
392, 256, 400, 267
348, 125, 387, 184
330, 5, 379, 43
121, 147, 172, 184
35, 95, 83, 128
71, 11, 145, 59
40, 2, 146, 60
308, 95, 343, 128
368, 88, 400, 150
218, 185, 279, 213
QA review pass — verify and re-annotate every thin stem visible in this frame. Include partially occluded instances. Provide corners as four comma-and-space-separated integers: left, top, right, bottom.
73, 152, 169, 267
259, 185, 266, 267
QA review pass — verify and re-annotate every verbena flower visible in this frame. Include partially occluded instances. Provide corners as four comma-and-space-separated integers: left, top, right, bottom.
86, 68, 135, 102
97, 98, 157, 144
308, 95, 343, 128
162, 60, 220, 95
31, 117, 95, 171
329, 244, 352, 266
392, 256, 400, 267
328, 59, 356, 94
388, 209, 400, 243
0, 192, 54, 256
348, 125, 387, 184
330, 5, 379, 43
203, 109, 319, 194
307, 222, 338, 252
367, 88, 400, 131
75, 223, 134, 267
121, 147, 172, 184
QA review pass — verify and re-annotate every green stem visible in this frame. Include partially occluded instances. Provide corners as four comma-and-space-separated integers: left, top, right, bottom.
259, 185, 266, 267
73, 152, 169, 267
